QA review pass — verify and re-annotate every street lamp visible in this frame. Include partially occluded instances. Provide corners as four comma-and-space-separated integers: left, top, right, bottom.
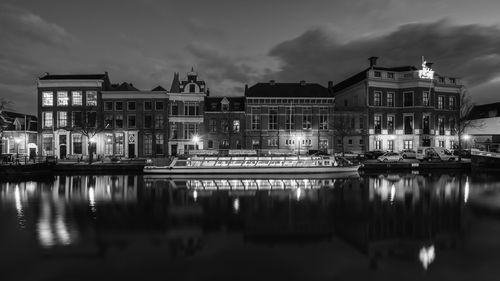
462, 134, 471, 157
296, 135, 302, 156
190, 135, 200, 156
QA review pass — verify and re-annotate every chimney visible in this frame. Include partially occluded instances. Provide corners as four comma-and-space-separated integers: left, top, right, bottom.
425, 62, 433, 69
328, 81, 333, 89
269, 80, 275, 85
368, 56, 378, 67
300, 80, 306, 85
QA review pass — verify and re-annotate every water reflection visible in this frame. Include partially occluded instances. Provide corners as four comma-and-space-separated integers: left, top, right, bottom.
1, 172, 499, 275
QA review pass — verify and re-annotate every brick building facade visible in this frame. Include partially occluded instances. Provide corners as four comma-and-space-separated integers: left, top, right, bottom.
37, 73, 111, 158
244, 81, 335, 154
203, 96, 245, 151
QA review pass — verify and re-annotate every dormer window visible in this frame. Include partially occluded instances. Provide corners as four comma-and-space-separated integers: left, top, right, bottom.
438, 77, 445, 83
387, 72, 394, 79
449, 78, 456, 84
374, 71, 381, 78
189, 84, 196, 93
222, 103, 229, 111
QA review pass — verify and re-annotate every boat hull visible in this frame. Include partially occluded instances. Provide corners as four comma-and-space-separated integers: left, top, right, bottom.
471, 150, 500, 169
144, 165, 361, 175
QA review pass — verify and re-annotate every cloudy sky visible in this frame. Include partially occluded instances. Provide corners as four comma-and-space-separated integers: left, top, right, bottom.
2, 0, 500, 113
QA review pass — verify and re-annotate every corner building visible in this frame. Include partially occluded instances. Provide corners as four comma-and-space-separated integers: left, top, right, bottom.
332, 57, 462, 152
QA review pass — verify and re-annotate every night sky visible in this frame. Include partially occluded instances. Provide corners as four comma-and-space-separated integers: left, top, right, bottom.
2, 0, 500, 113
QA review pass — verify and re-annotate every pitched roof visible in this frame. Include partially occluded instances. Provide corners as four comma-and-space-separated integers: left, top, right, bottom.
0, 111, 37, 131
332, 65, 418, 93
245, 82, 331, 98
170, 72, 181, 92
39, 73, 108, 80
112, 82, 139, 91
205, 96, 245, 111
151, 85, 167, 91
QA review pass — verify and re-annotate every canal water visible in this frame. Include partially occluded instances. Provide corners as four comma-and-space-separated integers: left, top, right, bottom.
1, 171, 500, 281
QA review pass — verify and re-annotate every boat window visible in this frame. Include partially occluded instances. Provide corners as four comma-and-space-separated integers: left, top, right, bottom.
256, 161, 269, 166
202, 161, 216, 166
174, 160, 187, 166
229, 160, 244, 166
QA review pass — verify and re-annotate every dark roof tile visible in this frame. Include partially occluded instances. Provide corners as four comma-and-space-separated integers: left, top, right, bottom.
245, 83, 331, 98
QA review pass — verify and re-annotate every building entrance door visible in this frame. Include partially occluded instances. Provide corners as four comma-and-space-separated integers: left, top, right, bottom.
29, 148, 36, 160
171, 144, 177, 156
60, 145, 67, 159
128, 143, 135, 158
59, 135, 67, 159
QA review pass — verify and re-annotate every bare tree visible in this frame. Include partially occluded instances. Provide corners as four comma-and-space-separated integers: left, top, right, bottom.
0, 99, 13, 147
77, 109, 101, 164
453, 88, 484, 161
333, 113, 355, 156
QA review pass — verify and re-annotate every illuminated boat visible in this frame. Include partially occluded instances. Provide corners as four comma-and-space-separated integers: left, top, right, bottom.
144, 155, 361, 175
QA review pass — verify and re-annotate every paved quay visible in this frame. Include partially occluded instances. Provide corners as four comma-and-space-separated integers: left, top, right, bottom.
53, 159, 145, 173
360, 158, 471, 171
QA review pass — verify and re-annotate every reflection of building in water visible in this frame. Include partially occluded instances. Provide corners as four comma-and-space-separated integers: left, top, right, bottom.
334, 173, 466, 270
145, 178, 359, 244
0, 175, 139, 251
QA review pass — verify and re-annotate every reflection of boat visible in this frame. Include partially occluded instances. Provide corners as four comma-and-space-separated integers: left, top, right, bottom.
144, 156, 361, 174
144, 171, 360, 180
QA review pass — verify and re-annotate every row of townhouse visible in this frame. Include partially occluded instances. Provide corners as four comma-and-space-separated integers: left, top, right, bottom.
35, 57, 462, 159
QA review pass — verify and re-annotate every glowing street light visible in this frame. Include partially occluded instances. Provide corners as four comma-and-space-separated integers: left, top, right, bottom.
462, 134, 470, 141
296, 135, 302, 156
14, 137, 21, 159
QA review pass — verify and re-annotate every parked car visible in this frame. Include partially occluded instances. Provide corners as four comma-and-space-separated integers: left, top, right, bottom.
364, 150, 385, 159
401, 149, 416, 159
377, 152, 403, 162
416, 147, 455, 162
452, 149, 471, 158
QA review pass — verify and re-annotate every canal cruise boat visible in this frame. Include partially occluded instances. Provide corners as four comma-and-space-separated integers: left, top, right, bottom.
144, 150, 361, 175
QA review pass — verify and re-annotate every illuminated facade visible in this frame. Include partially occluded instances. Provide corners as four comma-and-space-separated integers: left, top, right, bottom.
0, 111, 38, 157
37, 73, 111, 158
244, 81, 335, 154
167, 69, 206, 156
332, 57, 462, 152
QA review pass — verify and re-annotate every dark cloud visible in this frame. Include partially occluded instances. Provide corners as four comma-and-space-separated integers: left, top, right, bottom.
186, 42, 267, 95
0, 4, 76, 113
0, 4, 75, 49
268, 19, 500, 88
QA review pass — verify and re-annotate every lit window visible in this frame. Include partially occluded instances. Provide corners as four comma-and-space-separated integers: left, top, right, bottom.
43, 112, 53, 128
57, 111, 67, 127
57, 91, 68, 106
42, 92, 53, 106
72, 91, 82, 106
233, 120, 240, 133
86, 91, 97, 106
155, 134, 164, 154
